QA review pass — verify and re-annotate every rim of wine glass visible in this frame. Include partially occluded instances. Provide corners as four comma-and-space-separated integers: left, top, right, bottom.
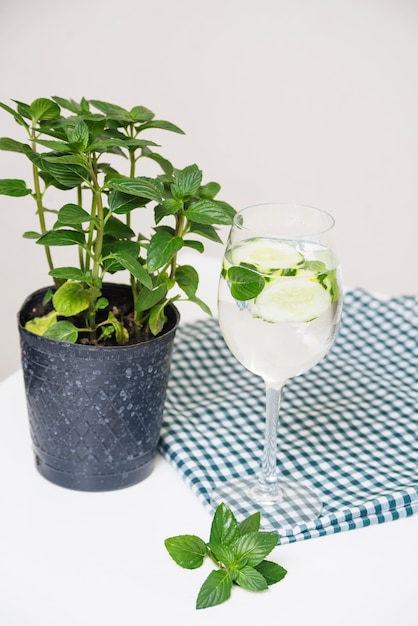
233, 203, 335, 237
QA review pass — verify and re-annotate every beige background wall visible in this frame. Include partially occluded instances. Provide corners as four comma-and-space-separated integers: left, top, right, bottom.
0, 0, 417, 381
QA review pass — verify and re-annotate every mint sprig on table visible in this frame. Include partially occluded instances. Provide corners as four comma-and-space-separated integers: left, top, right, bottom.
164, 502, 287, 609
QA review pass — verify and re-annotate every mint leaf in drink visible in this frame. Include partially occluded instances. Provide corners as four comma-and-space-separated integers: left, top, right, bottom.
227, 265, 265, 300
164, 503, 288, 610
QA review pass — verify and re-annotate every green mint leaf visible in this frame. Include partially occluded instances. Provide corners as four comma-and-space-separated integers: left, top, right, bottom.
209, 503, 240, 547
0, 101, 29, 127
68, 120, 89, 150
100, 312, 129, 344
129, 104, 154, 122
49, 267, 86, 281
171, 164, 202, 200
52, 281, 90, 317
198, 181, 221, 199
57, 204, 93, 226
254, 560, 288, 585
227, 265, 265, 300
95, 297, 109, 311
29, 97, 60, 123
33, 138, 73, 153
185, 198, 235, 226
43, 320, 79, 343
186, 294, 212, 317
98, 324, 115, 340
89, 99, 130, 119
235, 565, 269, 592
326, 268, 340, 303
110, 251, 153, 290
144, 152, 174, 176
175, 265, 198, 297
102, 240, 141, 273
0, 178, 32, 197
0, 136, 33, 154
238, 511, 261, 535
42, 289, 54, 306
196, 569, 233, 610
108, 189, 148, 214
134, 282, 168, 313
188, 222, 222, 243
108, 176, 164, 203
233, 531, 279, 567
147, 229, 184, 273
154, 198, 182, 224
138, 119, 185, 135
40, 160, 89, 188
182, 239, 205, 253
206, 542, 246, 569
24, 310, 58, 336
164, 535, 207, 569
23, 231, 41, 240
36, 229, 85, 247
104, 215, 135, 239
13, 99, 32, 121
148, 302, 167, 335
50, 96, 81, 113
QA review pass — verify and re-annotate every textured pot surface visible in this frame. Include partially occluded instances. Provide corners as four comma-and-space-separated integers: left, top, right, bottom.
18, 285, 180, 491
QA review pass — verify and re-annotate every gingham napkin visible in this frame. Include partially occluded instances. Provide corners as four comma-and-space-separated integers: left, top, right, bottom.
160, 290, 418, 544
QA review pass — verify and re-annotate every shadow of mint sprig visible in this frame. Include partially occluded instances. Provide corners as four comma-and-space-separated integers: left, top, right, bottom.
164, 502, 287, 609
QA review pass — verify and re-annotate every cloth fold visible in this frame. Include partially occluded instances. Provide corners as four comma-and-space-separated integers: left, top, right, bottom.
160, 290, 418, 543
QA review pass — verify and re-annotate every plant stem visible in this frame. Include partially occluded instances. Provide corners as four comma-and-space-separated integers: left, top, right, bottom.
127, 129, 142, 331
87, 155, 105, 338
169, 208, 186, 280
30, 133, 56, 285
77, 184, 85, 273
126, 124, 137, 230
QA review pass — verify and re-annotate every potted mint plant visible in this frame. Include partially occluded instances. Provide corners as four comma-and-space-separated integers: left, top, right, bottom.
0, 97, 235, 491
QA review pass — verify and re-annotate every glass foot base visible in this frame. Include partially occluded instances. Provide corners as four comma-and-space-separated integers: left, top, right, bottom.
210, 476, 322, 527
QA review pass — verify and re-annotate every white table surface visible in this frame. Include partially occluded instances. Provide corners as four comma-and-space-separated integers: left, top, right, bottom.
1, 255, 417, 625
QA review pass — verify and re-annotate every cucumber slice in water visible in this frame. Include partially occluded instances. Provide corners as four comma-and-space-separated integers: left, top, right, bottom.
252, 277, 331, 323
231, 239, 303, 273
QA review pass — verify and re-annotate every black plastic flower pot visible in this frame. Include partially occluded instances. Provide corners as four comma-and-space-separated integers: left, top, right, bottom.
18, 284, 180, 492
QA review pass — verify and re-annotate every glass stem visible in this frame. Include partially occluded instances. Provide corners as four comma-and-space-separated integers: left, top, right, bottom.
256, 382, 285, 500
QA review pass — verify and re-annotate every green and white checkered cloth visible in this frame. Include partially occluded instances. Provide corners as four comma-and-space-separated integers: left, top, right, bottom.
160, 290, 418, 544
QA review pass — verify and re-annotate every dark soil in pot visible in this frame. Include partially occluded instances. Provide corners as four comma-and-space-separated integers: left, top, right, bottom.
18, 284, 180, 492
24, 283, 163, 346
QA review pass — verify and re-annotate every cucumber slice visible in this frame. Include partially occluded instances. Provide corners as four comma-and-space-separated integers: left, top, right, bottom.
231, 238, 303, 273
252, 277, 331, 323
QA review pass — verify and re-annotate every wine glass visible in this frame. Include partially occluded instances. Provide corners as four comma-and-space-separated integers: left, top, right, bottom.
211, 203, 343, 526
